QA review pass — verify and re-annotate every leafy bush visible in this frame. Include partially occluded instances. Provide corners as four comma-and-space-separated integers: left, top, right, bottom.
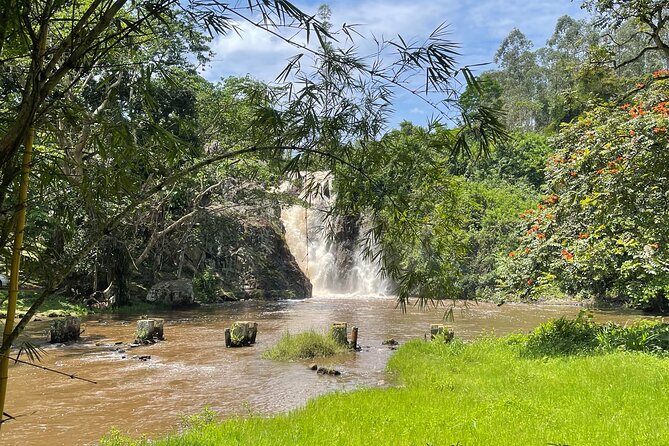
262, 330, 347, 361
502, 74, 669, 308
597, 319, 669, 353
523, 311, 669, 357
523, 310, 600, 357
192, 267, 219, 303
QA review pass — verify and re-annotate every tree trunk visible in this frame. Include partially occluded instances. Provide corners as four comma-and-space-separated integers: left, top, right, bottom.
0, 129, 34, 429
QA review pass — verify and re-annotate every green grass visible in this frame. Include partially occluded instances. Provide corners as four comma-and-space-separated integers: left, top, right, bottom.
101, 334, 669, 445
0, 291, 88, 317
262, 330, 348, 361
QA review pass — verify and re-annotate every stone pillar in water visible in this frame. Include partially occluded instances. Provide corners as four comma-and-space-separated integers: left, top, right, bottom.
136, 319, 155, 342
430, 324, 454, 342
135, 318, 165, 342
153, 319, 164, 340
330, 322, 348, 346
227, 321, 258, 347
50, 316, 81, 343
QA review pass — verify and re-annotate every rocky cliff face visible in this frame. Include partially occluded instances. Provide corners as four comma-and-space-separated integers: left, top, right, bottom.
176, 207, 312, 301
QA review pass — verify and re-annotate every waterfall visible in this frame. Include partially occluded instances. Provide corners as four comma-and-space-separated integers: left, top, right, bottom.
280, 172, 392, 296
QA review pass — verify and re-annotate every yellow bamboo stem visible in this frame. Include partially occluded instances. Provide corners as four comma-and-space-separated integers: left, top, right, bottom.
0, 128, 34, 429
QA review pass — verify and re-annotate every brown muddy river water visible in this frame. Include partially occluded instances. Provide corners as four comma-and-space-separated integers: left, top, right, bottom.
1, 295, 651, 445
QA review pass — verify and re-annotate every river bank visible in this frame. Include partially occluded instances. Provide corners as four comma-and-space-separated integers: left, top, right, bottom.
1, 295, 652, 446
102, 333, 669, 445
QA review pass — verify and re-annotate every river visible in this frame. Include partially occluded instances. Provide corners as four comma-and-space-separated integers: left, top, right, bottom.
0, 295, 649, 446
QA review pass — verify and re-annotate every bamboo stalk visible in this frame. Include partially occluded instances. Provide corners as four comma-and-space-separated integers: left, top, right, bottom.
0, 128, 34, 429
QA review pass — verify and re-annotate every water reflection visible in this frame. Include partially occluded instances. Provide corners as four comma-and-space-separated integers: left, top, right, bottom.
2, 296, 650, 446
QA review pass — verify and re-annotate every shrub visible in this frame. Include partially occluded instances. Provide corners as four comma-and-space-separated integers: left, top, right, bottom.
523, 310, 600, 357
597, 319, 669, 353
262, 330, 348, 361
523, 311, 669, 357
192, 267, 219, 303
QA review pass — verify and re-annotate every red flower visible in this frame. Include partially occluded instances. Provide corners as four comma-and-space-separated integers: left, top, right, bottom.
508, 251, 517, 257
561, 250, 574, 260
578, 233, 589, 239
527, 279, 534, 285
537, 233, 546, 240
545, 195, 559, 204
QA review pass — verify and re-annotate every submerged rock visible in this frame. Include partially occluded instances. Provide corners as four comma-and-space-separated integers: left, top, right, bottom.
317, 367, 341, 376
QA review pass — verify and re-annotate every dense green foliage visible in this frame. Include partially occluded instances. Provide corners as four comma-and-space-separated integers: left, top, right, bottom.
503, 74, 669, 308
523, 310, 669, 356
262, 330, 348, 361
101, 332, 669, 445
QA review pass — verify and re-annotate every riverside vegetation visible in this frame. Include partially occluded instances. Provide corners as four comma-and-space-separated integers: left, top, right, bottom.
262, 330, 348, 361
101, 313, 669, 445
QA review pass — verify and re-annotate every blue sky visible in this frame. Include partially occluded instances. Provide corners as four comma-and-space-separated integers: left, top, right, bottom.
203, 0, 587, 129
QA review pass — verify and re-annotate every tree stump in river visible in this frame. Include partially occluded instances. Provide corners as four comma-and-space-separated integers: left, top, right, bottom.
226, 321, 258, 347
50, 316, 81, 343
430, 324, 454, 342
330, 322, 348, 346
135, 318, 165, 342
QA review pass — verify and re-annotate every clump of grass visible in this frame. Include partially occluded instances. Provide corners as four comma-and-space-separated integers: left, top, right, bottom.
262, 330, 347, 361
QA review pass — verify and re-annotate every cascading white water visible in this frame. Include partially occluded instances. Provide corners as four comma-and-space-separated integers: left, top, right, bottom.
280, 172, 391, 296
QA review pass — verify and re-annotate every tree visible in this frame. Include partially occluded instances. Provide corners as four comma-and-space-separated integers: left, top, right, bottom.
503, 72, 669, 309
490, 29, 547, 131
583, 0, 669, 69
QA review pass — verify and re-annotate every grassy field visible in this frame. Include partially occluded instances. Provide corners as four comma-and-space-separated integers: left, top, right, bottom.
102, 333, 669, 445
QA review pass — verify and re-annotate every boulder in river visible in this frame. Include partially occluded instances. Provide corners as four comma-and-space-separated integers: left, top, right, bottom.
145, 280, 194, 306
50, 316, 81, 343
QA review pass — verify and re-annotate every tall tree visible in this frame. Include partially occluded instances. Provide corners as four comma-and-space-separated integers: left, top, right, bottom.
583, 0, 669, 69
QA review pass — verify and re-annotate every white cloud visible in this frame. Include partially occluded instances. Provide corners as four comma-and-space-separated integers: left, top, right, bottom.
203, 0, 588, 126
203, 22, 303, 82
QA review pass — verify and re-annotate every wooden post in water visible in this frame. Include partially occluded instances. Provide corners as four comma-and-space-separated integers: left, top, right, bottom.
330, 322, 348, 346
350, 326, 358, 350
224, 328, 231, 348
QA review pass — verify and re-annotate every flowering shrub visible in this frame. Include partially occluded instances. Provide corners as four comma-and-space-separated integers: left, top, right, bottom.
502, 74, 669, 310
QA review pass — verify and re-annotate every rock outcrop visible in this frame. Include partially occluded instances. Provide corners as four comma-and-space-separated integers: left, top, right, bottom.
145, 280, 194, 306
